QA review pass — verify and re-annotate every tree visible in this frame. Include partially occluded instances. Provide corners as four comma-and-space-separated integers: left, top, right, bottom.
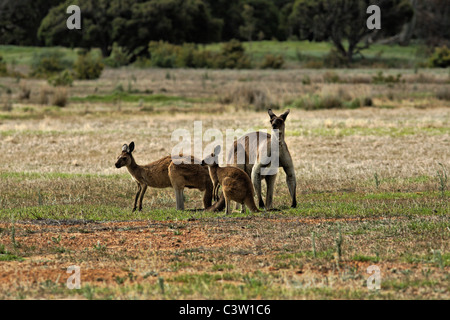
0, 0, 64, 45
204, 0, 244, 41
414, 0, 450, 47
112, 0, 222, 60
38, 0, 116, 57
239, 5, 256, 43
288, 0, 414, 62
242, 0, 280, 41
38, 0, 222, 59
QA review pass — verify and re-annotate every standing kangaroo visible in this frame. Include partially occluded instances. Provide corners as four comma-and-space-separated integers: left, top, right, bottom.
202, 145, 259, 214
115, 142, 213, 211
207, 109, 296, 211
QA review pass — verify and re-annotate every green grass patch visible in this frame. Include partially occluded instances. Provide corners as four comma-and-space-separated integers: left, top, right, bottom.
70, 93, 211, 105
0, 253, 24, 262
0, 171, 126, 181
286, 126, 449, 137
351, 254, 380, 263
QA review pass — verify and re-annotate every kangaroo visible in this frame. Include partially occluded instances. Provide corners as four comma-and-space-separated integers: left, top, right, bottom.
207, 109, 296, 211
202, 145, 259, 214
115, 142, 213, 211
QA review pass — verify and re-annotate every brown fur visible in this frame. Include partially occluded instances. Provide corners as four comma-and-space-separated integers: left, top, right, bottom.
203, 146, 259, 214
115, 142, 212, 211
207, 109, 296, 212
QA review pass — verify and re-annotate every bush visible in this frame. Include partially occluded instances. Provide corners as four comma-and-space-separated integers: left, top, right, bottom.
260, 54, 285, 69
372, 71, 402, 84
104, 43, 132, 68
146, 40, 251, 69
214, 40, 251, 69
51, 87, 68, 107
19, 83, 31, 100
48, 70, 74, 87
148, 41, 180, 68
73, 51, 104, 80
220, 85, 275, 111
429, 46, 450, 68
323, 71, 341, 83
30, 51, 69, 78
323, 48, 349, 68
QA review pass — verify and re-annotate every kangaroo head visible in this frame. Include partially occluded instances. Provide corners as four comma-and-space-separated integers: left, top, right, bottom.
268, 109, 290, 131
202, 145, 221, 167
115, 142, 135, 168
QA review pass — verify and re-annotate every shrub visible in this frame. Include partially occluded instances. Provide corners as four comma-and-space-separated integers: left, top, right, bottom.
51, 87, 68, 107
73, 51, 104, 80
48, 70, 74, 87
323, 48, 349, 68
210, 39, 251, 69
220, 85, 274, 111
260, 54, 285, 69
302, 75, 311, 85
303, 60, 324, 69
429, 46, 450, 68
288, 91, 355, 110
148, 41, 180, 68
30, 51, 70, 78
362, 96, 374, 107
147, 40, 251, 69
372, 71, 402, 84
19, 83, 31, 100
323, 71, 341, 83
38, 86, 53, 105
104, 43, 132, 68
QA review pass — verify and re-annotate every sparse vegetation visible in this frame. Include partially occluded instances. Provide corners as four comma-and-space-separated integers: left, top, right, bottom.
0, 57, 448, 300
73, 51, 104, 80
428, 46, 450, 68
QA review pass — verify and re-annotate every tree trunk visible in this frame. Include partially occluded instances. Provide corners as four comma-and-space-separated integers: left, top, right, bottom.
399, 0, 418, 45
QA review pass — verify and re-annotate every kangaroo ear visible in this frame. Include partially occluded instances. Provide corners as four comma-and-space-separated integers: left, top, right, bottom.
214, 145, 221, 156
268, 109, 277, 120
280, 109, 290, 121
122, 144, 129, 153
128, 142, 135, 153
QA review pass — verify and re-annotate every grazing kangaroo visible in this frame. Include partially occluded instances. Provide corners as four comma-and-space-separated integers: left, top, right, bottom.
207, 109, 296, 211
115, 142, 213, 211
202, 145, 259, 214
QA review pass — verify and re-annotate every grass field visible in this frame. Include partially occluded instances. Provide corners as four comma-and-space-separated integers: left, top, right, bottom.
0, 56, 449, 299
0, 41, 430, 71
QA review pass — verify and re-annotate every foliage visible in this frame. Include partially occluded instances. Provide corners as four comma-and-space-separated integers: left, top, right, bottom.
288, 0, 414, 62
48, 70, 74, 87
428, 46, 450, 68
146, 40, 251, 69
214, 39, 251, 69
260, 54, 285, 69
103, 43, 133, 68
371, 71, 403, 84
51, 87, 68, 107
73, 51, 104, 80
0, 0, 64, 46
29, 51, 70, 78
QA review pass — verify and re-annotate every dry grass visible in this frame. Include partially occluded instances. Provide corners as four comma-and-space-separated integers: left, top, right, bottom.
0, 67, 449, 300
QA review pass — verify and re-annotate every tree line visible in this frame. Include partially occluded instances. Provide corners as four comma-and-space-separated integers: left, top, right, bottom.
0, 0, 448, 63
